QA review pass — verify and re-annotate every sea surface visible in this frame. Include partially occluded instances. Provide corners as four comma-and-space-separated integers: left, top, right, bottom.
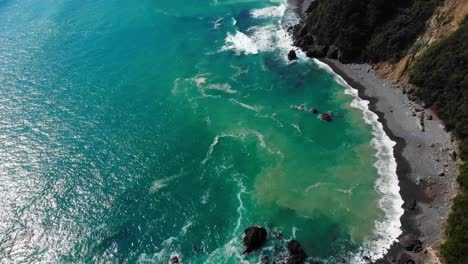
0, 0, 403, 263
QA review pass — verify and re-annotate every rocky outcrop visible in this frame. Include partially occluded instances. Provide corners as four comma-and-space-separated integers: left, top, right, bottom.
288, 50, 298, 61
291, 24, 342, 61
287, 240, 307, 264
400, 235, 423, 253
242, 226, 267, 254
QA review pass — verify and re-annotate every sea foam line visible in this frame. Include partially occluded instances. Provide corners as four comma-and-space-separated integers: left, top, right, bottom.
314, 59, 404, 263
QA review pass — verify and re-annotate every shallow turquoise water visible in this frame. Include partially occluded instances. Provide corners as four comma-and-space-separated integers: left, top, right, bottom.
0, 0, 401, 263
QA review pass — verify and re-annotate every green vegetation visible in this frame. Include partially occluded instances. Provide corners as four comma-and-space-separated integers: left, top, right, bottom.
410, 17, 468, 264
303, 0, 440, 62
300, 0, 467, 259
301, 1, 467, 262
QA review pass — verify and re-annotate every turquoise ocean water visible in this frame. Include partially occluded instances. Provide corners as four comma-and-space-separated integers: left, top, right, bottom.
0, 0, 403, 263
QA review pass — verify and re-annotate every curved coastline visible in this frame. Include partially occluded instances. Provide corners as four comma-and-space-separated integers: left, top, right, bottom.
313, 59, 404, 263
320, 59, 459, 264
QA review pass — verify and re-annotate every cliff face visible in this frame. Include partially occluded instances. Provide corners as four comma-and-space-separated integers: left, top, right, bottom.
291, 0, 442, 63
376, 0, 468, 84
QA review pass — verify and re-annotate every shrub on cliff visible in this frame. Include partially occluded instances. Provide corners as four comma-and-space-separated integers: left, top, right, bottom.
410, 17, 468, 141
366, 0, 440, 62
301, 0, 440, 62
409, 17, 468, 264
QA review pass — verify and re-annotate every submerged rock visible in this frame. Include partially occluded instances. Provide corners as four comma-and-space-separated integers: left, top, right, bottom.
170, 256, 180, 264
287, 240, 307, 264
288, 50, 298, 61
310, 108, 319, 114
242, 226, 267, 254
319, 112, 333, 122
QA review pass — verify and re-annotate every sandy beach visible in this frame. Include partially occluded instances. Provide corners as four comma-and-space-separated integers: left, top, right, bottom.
322, 59, 459, 263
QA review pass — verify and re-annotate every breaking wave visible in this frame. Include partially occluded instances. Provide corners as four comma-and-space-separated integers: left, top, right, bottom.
314, 60, 404, 263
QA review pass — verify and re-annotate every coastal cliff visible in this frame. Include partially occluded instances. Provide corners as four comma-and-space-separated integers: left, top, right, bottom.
291, 0, 468, 263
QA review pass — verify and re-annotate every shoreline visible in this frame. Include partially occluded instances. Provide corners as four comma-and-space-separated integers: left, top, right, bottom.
284, 1, 459, 262
321, 59, 459, 264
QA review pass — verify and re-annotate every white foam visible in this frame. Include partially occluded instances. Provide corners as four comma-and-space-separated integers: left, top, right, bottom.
201, 135, 220, 166
291, 123, 302, 135
204, 176, 250, 264
180, 221, 193, 236
149, 172, 183, 193
201, 129, 281, 169
292, 227, 299, 238
207, 83, 237, 94
201, 190, 210, 204
221, 3, 305, 61
250, 4, 287, 19
150, 180, 168, 193
194, 76, 207, 87
314, 59, 404, 263
335, 188, 353, 195
305, 182, 329, 192
233, 176, 247, 235
163, 236, 177, 247
229, 98, 262, 112
213, 17, 224, 29
222, 31, 259, 55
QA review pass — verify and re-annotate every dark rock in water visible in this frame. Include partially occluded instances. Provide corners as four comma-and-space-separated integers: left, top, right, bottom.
242, 226, 267, 254
287, 240, 307, 264
310, 108, 319, 114
326, 45, 339, 59
288, 50, 298, 61
274, 231, 283, 238
319, 112, 333, 122
305, 44, 327, 58
397, 252, 415, 264
400, 235, 422, 252
170, 256, 179, 264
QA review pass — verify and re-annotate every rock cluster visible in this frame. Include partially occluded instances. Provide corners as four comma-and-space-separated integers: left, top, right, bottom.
241, 226, 311, 263
242, 226, 268, 254
287, 240, 307, 264
291, 24, 342, 61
